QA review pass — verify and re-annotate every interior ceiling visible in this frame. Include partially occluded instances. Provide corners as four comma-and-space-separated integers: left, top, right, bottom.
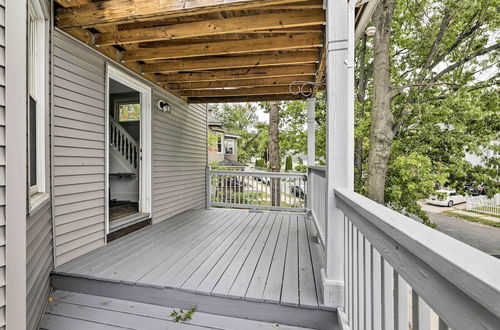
109, 79, 139, 94
54, 0, 368, 104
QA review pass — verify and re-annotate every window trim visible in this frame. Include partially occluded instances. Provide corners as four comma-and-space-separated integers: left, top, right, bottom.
27, 0, 49, 211
216, 132, 224, 154
224, 138, 235, 155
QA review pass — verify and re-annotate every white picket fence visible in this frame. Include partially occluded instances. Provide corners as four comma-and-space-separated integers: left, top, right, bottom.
466, 194, 500, 216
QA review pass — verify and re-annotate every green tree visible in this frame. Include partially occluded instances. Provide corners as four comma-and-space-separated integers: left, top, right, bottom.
210, 103, 260, 162
366, 0, 499, 206
285, 155, 293, 172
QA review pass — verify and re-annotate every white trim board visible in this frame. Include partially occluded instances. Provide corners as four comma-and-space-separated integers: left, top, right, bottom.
106, 65, 153, 235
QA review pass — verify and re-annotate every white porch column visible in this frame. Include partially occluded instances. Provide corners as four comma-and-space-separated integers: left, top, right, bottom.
307, 98, 316, 166
322, 0, 355, 307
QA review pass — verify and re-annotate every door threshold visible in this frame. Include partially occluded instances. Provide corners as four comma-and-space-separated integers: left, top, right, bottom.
109, 212, 150, 233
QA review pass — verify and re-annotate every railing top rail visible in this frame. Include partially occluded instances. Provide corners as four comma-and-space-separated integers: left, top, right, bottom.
209, 169, 307, 179
308, 166, 326, 172
335, 188, 500, 319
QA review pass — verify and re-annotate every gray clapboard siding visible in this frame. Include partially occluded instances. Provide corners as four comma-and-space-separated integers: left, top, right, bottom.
0, 2, 5, 326
152, 90, 207, 223
26, 203, 53, 330
53, 30, 106, 267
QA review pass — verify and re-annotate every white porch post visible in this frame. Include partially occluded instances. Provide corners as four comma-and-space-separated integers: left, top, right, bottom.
322, 0, 355, 307
307, 98, 316, 166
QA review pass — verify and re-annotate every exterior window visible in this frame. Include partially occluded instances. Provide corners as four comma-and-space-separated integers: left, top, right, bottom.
28, 0, 48, 206
118, 103, 140, 121
225, 139, 235, 155
216, 133, 224, 153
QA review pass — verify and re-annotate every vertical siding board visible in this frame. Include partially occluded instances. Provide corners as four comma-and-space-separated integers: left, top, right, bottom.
53, 30, 106, 267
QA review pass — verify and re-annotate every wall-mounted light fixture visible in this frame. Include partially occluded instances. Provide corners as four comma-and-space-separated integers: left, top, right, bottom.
157, 100, 172, 113
365, 26, 377, 37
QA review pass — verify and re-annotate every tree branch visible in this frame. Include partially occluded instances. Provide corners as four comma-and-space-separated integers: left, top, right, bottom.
427, 10, 484, 72
423, 42, 500, 91
422, 6, 453, 71
390, 81, 460, 99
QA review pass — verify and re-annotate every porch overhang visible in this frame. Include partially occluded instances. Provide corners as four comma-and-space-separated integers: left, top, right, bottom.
54, 0, 376, 103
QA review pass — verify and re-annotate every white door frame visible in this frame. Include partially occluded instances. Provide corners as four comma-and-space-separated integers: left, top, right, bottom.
105, 65, 152, 235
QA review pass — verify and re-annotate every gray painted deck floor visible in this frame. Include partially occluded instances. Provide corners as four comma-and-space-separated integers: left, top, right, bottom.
40, 290, 315, 330
54, 209, 326, 309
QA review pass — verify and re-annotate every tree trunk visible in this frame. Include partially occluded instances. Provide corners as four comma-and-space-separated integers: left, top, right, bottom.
268, 101, 281, 206
355, 34, 369, 186
367, 0, 396, 204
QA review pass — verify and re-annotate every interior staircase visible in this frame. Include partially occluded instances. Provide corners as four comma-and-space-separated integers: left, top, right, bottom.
109, 117, 148, 233
109, 116, 139, 174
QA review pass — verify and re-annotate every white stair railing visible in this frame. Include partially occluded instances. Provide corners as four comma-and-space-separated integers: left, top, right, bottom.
109, 117, 138, 170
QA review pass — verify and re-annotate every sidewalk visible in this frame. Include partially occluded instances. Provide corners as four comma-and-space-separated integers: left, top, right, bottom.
419, 200, 500, 227
449, 209, 500, 223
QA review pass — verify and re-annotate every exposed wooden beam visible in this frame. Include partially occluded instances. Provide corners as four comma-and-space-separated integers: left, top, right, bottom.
188, 94, 305, 103
166, 75, 315, 90
264, 0, 324, 10
181, 86, 311, 97
95, 10, 324, 46
157, 64, 316, 82
312, 45, 326, 96
54, 0, 91, 6
142, 52, 317, 73
123, 34, 322, 61
55, 0, 309, 29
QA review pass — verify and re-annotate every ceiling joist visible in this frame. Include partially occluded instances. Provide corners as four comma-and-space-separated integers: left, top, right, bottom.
188, 94, 305, 103
55, 0, 311, 29
95, 10, 325, 46
166, 75, 316, 91
156, 64, 316, 83
123, 34, 322, 61
141, 52, 318, 74
181, 86, 309, 97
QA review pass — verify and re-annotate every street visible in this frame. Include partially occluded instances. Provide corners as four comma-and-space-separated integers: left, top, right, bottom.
429, 212, 500, 257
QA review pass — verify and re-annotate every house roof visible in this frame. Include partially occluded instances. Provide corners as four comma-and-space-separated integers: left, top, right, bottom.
219, 158, 247, 168
208, 112, 223, 126
54, 0, 379, 103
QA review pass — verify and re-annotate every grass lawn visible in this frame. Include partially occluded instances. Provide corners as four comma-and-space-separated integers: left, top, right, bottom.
442, 211, 500, 228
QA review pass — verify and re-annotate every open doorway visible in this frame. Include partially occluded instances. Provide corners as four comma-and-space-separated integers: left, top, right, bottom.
106, 66, 152, 236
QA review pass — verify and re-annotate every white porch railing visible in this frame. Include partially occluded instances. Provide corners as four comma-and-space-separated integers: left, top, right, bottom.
466, 194, 500, 216
207, 169, 307, 212
334, 189, 500, 330
308, 166, 326, 243
110, 117, 138, 170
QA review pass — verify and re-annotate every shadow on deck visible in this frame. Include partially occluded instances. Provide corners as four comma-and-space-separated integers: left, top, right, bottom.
51, 209, 338, 329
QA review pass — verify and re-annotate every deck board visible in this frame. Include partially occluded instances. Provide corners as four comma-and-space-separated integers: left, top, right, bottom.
243, 213, 283, 300
54, 209, 325, 309
133, 210, 239, 285
41, 291, 315, 330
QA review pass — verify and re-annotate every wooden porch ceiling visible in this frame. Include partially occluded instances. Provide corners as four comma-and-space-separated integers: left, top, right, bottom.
54, 0, 368, 103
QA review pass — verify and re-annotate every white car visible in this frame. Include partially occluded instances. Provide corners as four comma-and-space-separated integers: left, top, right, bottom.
427, 189, 467, 207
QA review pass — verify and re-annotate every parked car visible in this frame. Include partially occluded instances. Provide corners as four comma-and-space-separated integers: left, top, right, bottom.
464, 183, 486, 196
290, 185, 305, 199
427, 189, 467, 207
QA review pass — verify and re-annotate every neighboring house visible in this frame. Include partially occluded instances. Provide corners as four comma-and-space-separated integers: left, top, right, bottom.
465, 140, 500, 167
208, 111, 247, 170
1, 1, 498, 330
